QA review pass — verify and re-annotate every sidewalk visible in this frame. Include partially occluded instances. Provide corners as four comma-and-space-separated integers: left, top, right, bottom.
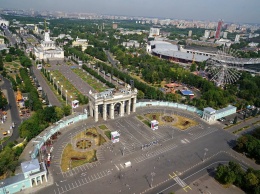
224, 116, 260, 134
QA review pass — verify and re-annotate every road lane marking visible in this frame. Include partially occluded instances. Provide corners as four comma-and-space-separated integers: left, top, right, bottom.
115, 164, 120, 171
183, 185, 192, 192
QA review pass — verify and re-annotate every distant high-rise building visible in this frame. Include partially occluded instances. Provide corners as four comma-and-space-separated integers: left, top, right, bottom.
188, 30, 192, 37
235, 34, 240, 42
210, 31, 215, 38
204, 30, 210, 38
223, 31, 228, 39
215, 20, 223, 39
112, 23, 118, 29
149, 28, 160, 37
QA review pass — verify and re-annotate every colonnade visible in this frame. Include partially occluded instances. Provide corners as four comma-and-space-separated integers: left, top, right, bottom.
89, 97, 137, 122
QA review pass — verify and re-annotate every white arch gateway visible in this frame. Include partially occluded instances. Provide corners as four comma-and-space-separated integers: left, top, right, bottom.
88, 87, 138, 122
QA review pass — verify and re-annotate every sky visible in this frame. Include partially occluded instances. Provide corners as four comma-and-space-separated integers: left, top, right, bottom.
1, 0, 260, 24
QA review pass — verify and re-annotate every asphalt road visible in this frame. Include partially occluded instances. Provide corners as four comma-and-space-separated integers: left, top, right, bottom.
47, 61, 97, 97
0, 77, 21, 148
32, 65, 61, 107
34, 107, 251, 194
105, 50, 118, 68
4, 29, 17, 46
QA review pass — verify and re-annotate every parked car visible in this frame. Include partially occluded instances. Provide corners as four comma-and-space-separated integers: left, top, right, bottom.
2, 131, 8, 135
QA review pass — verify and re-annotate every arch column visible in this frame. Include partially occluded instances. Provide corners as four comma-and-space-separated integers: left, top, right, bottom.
89, 104, 93, 117
103, 104, 107, 121
45, 173, 48, 182
120, 101, 125, 117
132, 97, 137, 112
94, 105, 98, 122
110, 103, 114, 119
126, 99, 131, 115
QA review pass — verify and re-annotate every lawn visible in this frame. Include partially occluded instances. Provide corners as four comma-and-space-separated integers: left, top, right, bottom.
73, 127, 106, 146
98, 125, 108, 130
49, 70, 81, 99
172, 115, 198, 130
104, 131, 111, 139
137, 115, 144, 120
61, 144, 96, 172
143, 112, 198, 130
72, 68, 108, 92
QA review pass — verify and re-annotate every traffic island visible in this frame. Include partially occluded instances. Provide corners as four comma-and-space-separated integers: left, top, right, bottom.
61, 127, 107, 172
138, 112, 198, 130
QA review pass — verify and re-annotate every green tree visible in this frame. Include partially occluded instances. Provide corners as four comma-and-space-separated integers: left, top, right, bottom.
244, 172, 259, 188
137, 90, 144, 99
5, 54, 12, 62
0, 55, 4, 71
62, 105, 71, 116
55, 106, 64, 120
233, 116, 238, 124
190, 63, 197, 72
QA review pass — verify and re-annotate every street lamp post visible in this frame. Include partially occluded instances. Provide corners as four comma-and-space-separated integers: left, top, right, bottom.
61, 85, 63, 98
151, 172, 156, 188
203, 148, 208, 162
65, 90, 68, 106
53, 77, 56, 87
57, 81, 60, 94
70, 96, 73, 114
50, 73, 53, 83
122, 147, 125, 156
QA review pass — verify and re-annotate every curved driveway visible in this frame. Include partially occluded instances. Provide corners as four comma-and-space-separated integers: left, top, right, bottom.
34, 106, 256, 194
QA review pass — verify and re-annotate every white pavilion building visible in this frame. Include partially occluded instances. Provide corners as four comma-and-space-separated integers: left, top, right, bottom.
34, 30, 64, 60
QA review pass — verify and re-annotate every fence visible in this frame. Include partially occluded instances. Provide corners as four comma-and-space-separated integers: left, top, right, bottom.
136, 101, 203, 115
31, 113, 88, 159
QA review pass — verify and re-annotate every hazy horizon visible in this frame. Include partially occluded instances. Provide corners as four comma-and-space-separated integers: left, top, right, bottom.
1, 0, 260, 24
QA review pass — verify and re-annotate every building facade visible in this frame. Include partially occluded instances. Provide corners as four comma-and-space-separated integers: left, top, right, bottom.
72, 37, 89, 51
0, 159, 47, 194
202, 105, 237, 123
215, 20, 223, 39
149, 28, 160, 37
34, 30, 64, 60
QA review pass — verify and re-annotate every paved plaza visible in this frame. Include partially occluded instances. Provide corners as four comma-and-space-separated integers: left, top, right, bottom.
18, 106, 246, 194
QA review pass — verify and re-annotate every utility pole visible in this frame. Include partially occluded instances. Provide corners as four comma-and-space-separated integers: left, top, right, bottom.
151, 172, 156, 188
203, 148, 208, 162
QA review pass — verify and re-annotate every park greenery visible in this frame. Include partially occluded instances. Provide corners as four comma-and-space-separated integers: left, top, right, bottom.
215, 161, 260, 194
235, 126, 260, 163
1, 14, 260, 179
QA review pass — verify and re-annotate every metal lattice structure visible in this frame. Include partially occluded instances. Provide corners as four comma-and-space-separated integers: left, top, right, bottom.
206, 47, 242, 87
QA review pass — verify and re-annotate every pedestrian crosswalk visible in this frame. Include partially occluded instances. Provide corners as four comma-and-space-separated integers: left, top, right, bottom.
189, 127, 218, 140
134, 143, 178, 163
62, 161, 101, 178
54, 169, 112, 194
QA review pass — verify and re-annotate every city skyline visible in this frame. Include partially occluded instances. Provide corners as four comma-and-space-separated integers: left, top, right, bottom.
1, 0, 260, 24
